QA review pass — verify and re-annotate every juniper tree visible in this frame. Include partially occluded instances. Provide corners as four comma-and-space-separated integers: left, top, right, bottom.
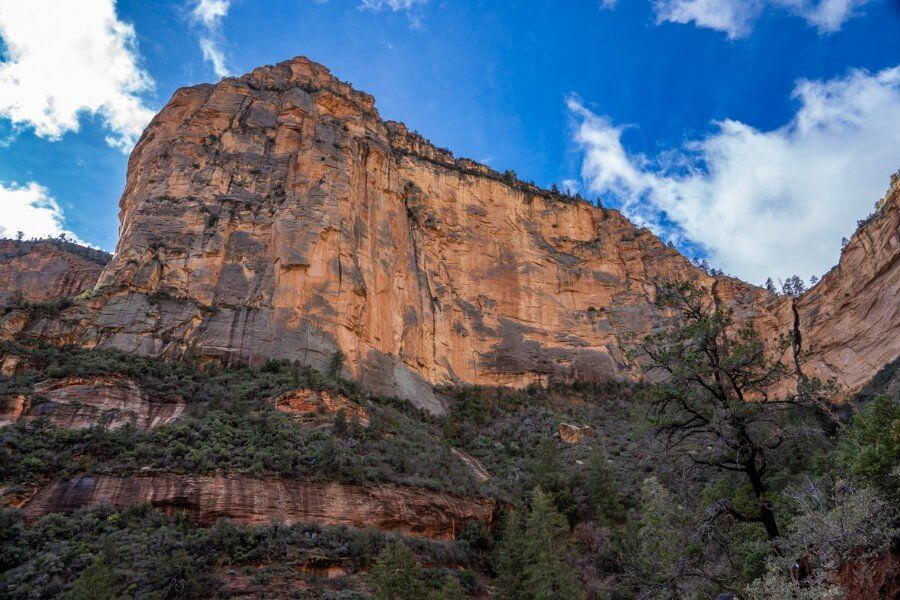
634, 281, 833, 540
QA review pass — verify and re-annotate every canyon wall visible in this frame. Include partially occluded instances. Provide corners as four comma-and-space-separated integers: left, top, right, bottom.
790, 181, 899, 391
21, 475, 497, 540
4, 57, 898, 411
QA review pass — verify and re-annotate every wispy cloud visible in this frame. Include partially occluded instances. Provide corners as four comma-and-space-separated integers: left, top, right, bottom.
190, 0, 231, 77
0, 0, 154, 151
568, 66, 900, 284
653, 0, 872, 39
0, 181, 84, 243
359, 0, 429, 27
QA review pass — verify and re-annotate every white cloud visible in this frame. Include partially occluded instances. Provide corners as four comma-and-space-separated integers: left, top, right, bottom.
654, 0, 763, 39
654, 0, 871, 38
0, 0, 154, 151
600, 0, 618, 8
561, 179, 580, 194
190, 0, 231, 77
0, 181, 83, 242
360, 0, 428, 10
360, 0, 428, 26
568, 66, 900, 285
191, 0, 229, 26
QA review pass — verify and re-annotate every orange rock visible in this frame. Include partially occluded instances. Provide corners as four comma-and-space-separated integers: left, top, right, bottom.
7, 56, 898, 411
559, 422, 595, 444
274, 389, 369, 427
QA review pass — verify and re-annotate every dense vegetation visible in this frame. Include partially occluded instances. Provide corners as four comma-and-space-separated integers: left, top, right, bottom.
1, 281, 898, 598
0, 342, 481, 496
0, 504, 478, 599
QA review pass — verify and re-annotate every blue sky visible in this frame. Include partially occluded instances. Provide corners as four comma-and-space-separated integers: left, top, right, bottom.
0, 0, 898, 284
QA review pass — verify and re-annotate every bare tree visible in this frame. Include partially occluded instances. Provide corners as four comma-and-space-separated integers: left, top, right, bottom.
634, 281, 834, 540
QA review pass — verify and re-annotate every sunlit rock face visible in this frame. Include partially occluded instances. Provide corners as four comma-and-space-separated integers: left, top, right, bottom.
6, 57, 898, 411
21, 475, 497, 540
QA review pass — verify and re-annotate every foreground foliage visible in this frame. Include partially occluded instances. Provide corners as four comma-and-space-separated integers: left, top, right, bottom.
1, 304, 898, 598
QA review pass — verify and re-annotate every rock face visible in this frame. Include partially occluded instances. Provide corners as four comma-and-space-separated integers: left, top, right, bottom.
0, 375, 184, 430
788, 181, 900, 392
21, 475, 497, 540
0, 240, 107, 303
6, 57, 899, 410
274, 388, 370, 427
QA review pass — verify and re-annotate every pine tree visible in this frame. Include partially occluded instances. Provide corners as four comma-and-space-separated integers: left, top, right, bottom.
493, 512, 528, 600
71, 553, 119, 600
429, 574, 467, 600
523, 488, 580, 599
585, 448, 625, 525
369, 542, 426, 600
493, 488, 581, 600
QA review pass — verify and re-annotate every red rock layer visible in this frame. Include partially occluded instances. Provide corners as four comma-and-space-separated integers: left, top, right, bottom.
21, 474, 497, 541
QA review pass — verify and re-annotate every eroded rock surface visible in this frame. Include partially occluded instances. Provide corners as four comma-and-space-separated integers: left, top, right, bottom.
559, 422, 595, 444
21, 474, 497, 540
0, 240, 107, 303
0, 375, 184, 430
6, 57, 898, 410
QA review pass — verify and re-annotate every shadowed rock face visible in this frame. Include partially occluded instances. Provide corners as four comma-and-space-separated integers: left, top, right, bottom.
0, 240, 107, 304
21, 475, 497, 540
4, 57, 898, 411
0, 375, 184, 430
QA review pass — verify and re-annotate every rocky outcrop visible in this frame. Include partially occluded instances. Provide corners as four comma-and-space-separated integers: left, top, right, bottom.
6, 57, 898, 410
274, 388, 369, 426
451, 448, 491, 482
836, 552, 900, 600
0, 240, 107, 304
559, 422, 595, 444
20, 474, 497, 540
0, 375, 184, 430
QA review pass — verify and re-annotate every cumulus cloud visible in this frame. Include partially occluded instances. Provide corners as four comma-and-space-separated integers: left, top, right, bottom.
0, 181, 83, 242
568, 66, 900, 285
190, 0, 231, 77
654, 0, 872, 39
0, 0, 154, 151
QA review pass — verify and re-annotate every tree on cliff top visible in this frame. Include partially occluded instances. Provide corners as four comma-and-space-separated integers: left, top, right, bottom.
633, 281, 834, 540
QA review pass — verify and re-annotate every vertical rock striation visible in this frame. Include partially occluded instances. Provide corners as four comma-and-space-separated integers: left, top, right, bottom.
5, 57, 898, 410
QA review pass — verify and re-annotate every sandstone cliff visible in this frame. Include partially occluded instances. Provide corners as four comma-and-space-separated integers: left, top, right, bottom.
21, 475, 497, 540
4, 57, 898, 411
0, 240, 107, 304
790, 181, 899, 391
0, 375, 184, 430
